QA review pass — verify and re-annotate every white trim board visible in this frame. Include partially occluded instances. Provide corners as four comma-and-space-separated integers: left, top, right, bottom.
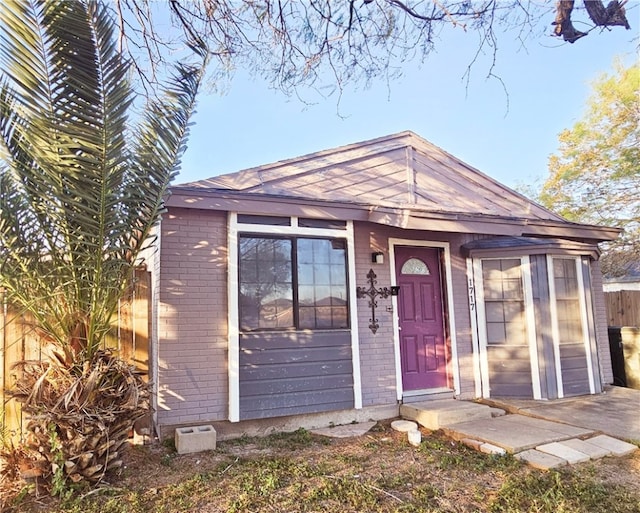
227, 214, 360, 421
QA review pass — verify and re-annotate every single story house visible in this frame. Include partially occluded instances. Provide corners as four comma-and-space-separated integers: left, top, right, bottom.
150, 131, 620, 438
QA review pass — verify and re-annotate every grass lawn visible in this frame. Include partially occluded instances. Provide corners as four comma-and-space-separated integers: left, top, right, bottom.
3, 421, 639, 512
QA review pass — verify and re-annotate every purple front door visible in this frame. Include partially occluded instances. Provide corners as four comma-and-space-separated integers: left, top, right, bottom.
395, 247, 448, 391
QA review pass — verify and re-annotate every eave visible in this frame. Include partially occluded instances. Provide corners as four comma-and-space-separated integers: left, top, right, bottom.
166, 188, 621, 243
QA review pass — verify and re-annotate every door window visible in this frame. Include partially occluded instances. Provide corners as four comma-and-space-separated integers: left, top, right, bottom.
401, 258, 430, 275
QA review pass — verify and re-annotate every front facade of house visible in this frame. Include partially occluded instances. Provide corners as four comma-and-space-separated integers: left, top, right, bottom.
152, 132, 618, 436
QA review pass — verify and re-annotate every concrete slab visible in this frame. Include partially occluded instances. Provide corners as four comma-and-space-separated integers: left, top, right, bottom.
536, 442, 590, 464
443, 414, 594, 453
584, 435, 638, 457
485, 386, 640, 442
515, 449, 568, 470
311, 421, 377, 438
560, 438, 611, 459
480, 443, 506, 455
401, 400, 492, 430
391, 420, 419, 433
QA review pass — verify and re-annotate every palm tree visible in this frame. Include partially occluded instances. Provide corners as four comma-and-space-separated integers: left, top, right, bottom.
0, 0, 206, 489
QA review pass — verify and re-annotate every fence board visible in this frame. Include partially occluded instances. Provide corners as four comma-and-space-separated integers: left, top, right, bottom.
605, 290, 640, 327
1, 268, 150, 444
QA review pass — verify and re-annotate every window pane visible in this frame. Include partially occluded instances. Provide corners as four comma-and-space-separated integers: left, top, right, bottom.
239, 236, 349, 331
330, 264, 346, 284
401, 258, 430, 275
298, 306, 315, 329
553, 258, 583, 344
298, 285, 315, 305
482, 259, 526, 346
296, 238, 348, 329
298, 218, 347, 230
298, 263, 315, 285
485, 302, 505, 323
239, 237, 293, 330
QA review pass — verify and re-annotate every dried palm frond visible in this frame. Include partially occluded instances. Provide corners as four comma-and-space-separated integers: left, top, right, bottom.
9, 350, 151, 486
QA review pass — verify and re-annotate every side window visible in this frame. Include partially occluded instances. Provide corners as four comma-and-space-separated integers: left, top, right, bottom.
239, 236, 348, 331
482, 259, 526, 345
552, 258, 583, 344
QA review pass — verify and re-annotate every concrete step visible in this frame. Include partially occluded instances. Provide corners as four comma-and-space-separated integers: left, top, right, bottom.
400, 400, 493, 430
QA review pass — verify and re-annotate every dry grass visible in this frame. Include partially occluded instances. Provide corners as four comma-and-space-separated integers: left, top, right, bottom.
3, 421, 639, 513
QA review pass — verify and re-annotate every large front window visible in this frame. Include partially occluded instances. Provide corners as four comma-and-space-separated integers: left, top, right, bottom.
239, 236, 348, 331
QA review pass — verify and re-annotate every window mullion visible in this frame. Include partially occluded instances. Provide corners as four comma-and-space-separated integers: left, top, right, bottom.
292, 237, 300, 329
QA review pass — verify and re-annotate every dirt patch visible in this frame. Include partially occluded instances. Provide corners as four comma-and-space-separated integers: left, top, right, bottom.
3, 421, 640, 513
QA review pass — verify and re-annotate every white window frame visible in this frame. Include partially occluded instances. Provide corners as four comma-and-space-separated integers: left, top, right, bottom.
227, 213, 361, 422
472, 256, 541, 399
546, 255, 595, 397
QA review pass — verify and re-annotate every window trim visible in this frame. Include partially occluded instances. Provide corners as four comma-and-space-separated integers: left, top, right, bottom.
546, 255, 595, 398
228, 213, 361, 422
472, 256, 541, 400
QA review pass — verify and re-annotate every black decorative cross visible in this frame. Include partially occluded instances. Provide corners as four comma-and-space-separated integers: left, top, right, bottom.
356, 268, 392, 334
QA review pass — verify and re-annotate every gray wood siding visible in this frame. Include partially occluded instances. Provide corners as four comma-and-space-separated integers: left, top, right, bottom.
487, 346, 533, 397
559, 343, 590, 396
530, 255, 557, 399
239, 330, 354, 420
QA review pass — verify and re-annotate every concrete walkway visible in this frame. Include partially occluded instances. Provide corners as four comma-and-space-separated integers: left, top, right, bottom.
401, 387, 639, 469
443, 415, 594, 453
483, 386, 640, 442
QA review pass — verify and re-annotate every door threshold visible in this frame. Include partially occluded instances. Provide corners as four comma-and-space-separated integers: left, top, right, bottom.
402, 388, 454, 403
403, 387, 452, 397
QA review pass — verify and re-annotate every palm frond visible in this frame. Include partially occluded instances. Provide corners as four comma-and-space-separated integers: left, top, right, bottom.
128, 44, 209, 254
0, 1, 208, 360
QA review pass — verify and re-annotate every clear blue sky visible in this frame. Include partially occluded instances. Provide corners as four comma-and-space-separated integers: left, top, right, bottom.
177, 15, 638, 190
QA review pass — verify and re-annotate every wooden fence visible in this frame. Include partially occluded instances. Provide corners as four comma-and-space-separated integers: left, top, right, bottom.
605, 290, 640, 327
1, 268, 150, 444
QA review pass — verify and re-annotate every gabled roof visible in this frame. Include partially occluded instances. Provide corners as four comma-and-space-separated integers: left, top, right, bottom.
176, 131, 562, 221
169, 131, 620, 241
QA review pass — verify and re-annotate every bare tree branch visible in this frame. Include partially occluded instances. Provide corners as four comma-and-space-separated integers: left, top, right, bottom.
105, 1, 634, 96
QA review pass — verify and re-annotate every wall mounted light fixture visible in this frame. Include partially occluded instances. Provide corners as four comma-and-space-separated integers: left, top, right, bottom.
371, 252, 384, 264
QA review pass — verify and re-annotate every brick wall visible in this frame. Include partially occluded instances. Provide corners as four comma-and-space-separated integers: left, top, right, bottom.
354, 226, 398, 407
157, 208, 229, 428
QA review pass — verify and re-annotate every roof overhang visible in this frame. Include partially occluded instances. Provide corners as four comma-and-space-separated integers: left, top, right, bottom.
461, 236, 601, 260
166, 188, 621, 243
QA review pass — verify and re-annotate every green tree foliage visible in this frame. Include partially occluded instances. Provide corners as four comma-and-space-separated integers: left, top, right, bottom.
540, 61, 640, 277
